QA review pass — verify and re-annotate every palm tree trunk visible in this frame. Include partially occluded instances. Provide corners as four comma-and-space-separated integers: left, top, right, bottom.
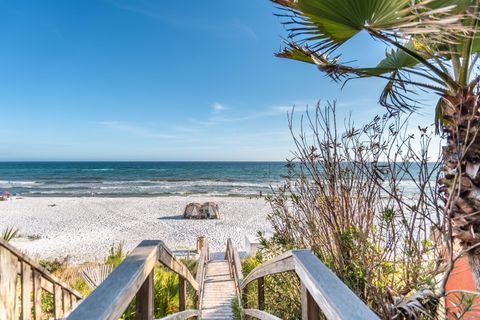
441, 87, 480, 286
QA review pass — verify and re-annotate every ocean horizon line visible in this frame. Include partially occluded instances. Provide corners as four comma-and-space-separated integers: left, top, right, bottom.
0, 160, 289, 163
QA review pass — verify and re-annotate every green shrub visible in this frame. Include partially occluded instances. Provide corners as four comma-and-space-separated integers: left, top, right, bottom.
39, 257, 69, 274
153, 267, 179, 316
41, 291, 54, 317
119, 265, 196, 320
231, 296, 243, 320
242, 255, 262, 277
70, 277, 91, 297
105, 241, 126, 267
242, 251, 301, 320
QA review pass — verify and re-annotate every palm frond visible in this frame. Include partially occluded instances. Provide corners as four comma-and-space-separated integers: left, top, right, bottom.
388, 289, 439, 319
425, 0, 472, 13
376, 42, 429, 73
360, 41, 446, 84
277, 43, 447, 113
272, 0, 470, 54
275, 44, 316, 65
272, 0, 480, 113
379, 73, 418, 112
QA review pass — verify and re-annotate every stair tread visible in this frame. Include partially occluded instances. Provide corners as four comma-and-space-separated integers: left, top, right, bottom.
201, 260, 237, 320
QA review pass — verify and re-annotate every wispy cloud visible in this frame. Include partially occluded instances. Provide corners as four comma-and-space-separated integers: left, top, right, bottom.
107, 0, 190, 27
231, 19, 257, 40
188, 103, 305, 127
108, 1, 258, 41
212, 102, 227, 113
98, 121, 180, 140
336, 98, 377, 108
98, 100, 310, 144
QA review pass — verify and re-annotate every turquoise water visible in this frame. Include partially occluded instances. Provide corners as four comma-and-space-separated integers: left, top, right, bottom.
0, 162, 287, 197
0, 161, 433, 197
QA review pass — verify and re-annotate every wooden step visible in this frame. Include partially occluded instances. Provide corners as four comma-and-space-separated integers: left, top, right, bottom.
201, 260, 236, 319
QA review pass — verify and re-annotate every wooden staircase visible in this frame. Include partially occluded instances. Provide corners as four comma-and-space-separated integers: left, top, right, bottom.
64, 236, 378, 320
201, 260, 236, 319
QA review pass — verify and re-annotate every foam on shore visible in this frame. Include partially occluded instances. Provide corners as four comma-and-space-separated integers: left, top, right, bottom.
0, 196, 272, 263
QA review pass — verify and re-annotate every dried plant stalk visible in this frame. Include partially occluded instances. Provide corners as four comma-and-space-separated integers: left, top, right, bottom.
265, 102, 444, 319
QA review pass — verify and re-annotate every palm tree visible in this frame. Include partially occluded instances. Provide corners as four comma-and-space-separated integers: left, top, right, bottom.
271, 0, 480, 293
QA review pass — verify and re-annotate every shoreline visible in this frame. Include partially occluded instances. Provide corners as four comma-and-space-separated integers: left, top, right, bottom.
9, 193, 267, 198
0, 196, 272, 264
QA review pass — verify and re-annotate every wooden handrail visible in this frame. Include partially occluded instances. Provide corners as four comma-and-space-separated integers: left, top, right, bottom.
225, 238, 243, 295
0, 238, 83, 298
241, 250, 380, 320
66, 240, 199, 320
0, 239, 82, 319
195, 239, 209, 310
158, 309, 200, 319
225, 238, 243, 318
158, 242, 199, 291
244, 309, 282, 320
241, 250, 295, 289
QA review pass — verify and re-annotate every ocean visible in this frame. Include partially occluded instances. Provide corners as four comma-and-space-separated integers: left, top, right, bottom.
0, 162, 287, 197
0, 161, 433, 197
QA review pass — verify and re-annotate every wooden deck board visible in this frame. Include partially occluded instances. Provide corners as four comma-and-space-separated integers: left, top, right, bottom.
201, 260, 236, 320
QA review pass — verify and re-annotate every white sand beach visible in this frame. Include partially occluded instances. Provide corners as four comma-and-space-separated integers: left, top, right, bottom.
0, 196, 272, 263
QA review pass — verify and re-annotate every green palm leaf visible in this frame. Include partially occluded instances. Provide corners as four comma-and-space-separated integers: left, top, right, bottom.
278, 41, 448, 91
426, 0, 472, 13
377, 44, 425, 72
273, 0, 465, 53
272, 0, 479, 112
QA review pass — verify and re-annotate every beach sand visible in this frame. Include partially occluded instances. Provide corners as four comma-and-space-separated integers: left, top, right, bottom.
0, 196, 272, 263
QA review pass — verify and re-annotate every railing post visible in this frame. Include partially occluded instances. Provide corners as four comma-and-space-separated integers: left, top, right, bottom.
21, 262, 33, 320
179, 276, 186, 311
258, 277, 265, 310
54, 284, 64, 319
196, 236, 205, 254
136, 271, 154, 320
301, 283, 320, 320
33, 270, 42, 320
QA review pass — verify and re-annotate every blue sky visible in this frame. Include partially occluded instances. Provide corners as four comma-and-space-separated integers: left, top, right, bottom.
0, 0, 439, 161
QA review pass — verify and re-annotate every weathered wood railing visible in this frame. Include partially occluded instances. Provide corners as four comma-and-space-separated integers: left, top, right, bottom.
195, 237, 209, 309
239, 250, 380, 320
0, 238, 83, 320
66, 240, 200, 320
2, 235, 381, 319
225, 238, 243, 295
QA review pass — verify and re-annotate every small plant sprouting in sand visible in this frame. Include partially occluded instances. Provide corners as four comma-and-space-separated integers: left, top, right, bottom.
26, 234, 41, 241
39, 256, 70, 274
105, 241, 126, 267
1, 226, 19, 242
